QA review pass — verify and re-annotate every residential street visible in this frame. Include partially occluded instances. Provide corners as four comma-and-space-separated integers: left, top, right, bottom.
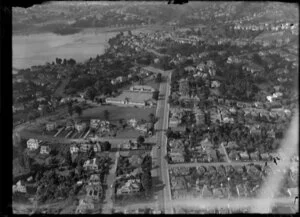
152, 70, 173, 213
168, 161, 267, 168
102, 145, 120, 214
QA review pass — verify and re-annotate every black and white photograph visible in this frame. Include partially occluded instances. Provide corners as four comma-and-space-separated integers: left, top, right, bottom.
11, 1, 298, 214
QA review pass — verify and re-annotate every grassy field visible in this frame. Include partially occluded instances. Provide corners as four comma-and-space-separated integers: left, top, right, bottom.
115, 129, 144, 139
79, 105, 155, 123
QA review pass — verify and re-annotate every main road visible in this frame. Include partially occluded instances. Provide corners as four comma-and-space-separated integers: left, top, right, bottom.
152, 70, 173, 213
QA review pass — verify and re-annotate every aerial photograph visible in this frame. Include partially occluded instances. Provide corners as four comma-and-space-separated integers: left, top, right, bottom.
12, 1, 298, 214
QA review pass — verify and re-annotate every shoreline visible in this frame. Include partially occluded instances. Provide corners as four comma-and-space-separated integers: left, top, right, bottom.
13, 24, 159, 37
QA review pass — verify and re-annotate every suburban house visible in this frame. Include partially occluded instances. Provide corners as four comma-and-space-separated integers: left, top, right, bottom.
130, 85, 155, 93
83, 158, 99, 171
70, 144, 79, 154
80, 143, 92, 152
40, 145, 51, 155
46, 122, 57, 131
89, 174, 101, 186
66, 120, 75, 130
228, 150, 241, 161
27, 139, 40, 150
169, 116, 181, 127
260, 153, 270, 161
207, 149, 218, 162
250, 152, 260, 161
267, 129, 276, 138
136, 123, 149, 133
13, 180, 27, 193
169, 152, 185, 163
239, 151, 250, 161
75, 122, 87, 133
116, 179, 141, 195
93, 143, 101, 152
90, 119, 101, 129
86, 184, 102, 200
13, 104, 25, 113
128, 118, 138, 128
75, 198, 95, 214
201, 138, 214, 151
226, 141, 239, 149
211, 80, 221, 88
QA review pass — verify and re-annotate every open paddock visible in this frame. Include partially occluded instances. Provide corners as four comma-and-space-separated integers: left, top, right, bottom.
79, 105, 155, 123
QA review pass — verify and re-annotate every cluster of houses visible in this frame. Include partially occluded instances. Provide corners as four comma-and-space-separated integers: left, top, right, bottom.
70, 143, 103, 155
27, 138, 51, 155
75, 174, 103, 214
116, 178, 142, 195
232, 21, 298, 33
169, 164, 267, 200
168, 137, 220, 164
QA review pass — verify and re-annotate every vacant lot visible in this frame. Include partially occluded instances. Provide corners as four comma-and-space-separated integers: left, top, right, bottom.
79, 105, 155, 123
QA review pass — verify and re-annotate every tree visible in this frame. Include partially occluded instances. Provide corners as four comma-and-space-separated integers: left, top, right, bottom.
148, 113, 156, 124
73, 105, 83, 117
55, 58, 62, 65
155, 73, 162, 83
152, 90, 159, 101
141, 155, 152, 172
102, 141, 111, 151
104, 110, 110, 121
68, 58, 76, 66
165, 128, 173, 139
67, 102, 73, 116
85, 87, 97, 101
141, 171, 152, 195
65, 151, 73, 166
27, 112, 36, 122
88, 147, 95, 159
137, 136, 145, 145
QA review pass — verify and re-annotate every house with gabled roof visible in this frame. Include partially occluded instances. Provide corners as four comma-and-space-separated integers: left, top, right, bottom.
13, 180, 27, 193
86, 184, 102, 201
83, 158, 99, 171
70, 144, 79, 155
27, 139, 40, 150
89, 174, 101, 186
116, 179, 141, 195
40, 145, 51, 155
80, 143, 92, 153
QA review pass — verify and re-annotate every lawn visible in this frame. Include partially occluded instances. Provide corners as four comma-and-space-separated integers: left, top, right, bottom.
115, 128, 144, 139
79, 105, 156, 123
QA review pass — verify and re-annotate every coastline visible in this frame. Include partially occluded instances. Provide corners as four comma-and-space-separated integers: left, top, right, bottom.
12, 24, 159, 37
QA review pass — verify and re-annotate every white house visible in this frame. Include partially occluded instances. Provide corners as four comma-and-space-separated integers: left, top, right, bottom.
83, 158, 98, 171
89, 174, 101, 186
70, 144, 79, 154
27, 139, 40, 150
75, 199, 94, 214
75, 122, 87, 133
46, 122, 57, 131
40, 145, 51, 155
90, 119, 101, 129
13, 180, 27, 193
128, 118, 138, 128
211, 80, 221, 88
